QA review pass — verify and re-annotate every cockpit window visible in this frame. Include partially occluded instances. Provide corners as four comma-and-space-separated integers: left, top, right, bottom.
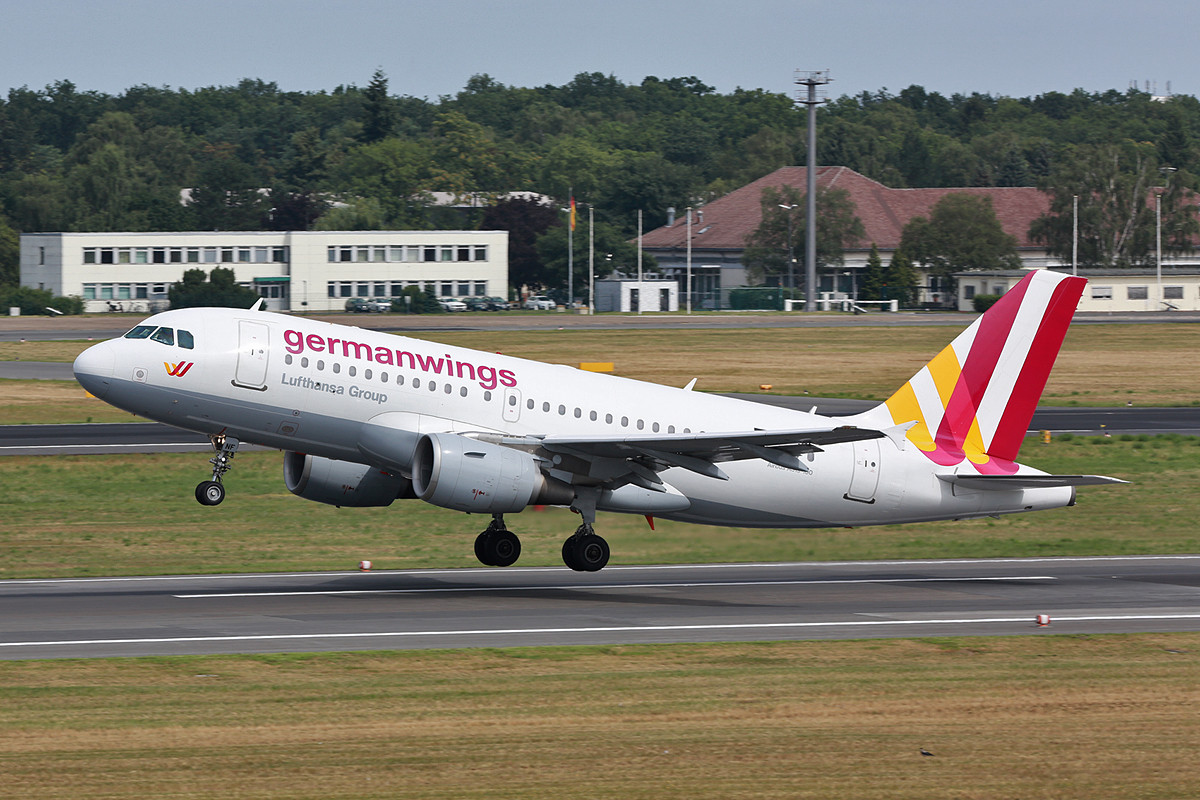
150, 327, 175, 346
124, 325, 156, 340
178, 329, 195, 349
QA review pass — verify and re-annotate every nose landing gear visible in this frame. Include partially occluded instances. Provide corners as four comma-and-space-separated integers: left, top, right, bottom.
195, 434, 239, 506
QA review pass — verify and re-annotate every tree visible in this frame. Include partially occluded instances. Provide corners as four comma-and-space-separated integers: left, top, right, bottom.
1029, 142, 1198, 268
534, 218, 646, 298
360, 69, 397, 144
480, 197, 561, 293
741, 185, 865, 286
168, 267, 260, 308
884, 248, 919, 306
0, 215, 19, 286
859, 243, 886, 300
900, 193, 1020, 290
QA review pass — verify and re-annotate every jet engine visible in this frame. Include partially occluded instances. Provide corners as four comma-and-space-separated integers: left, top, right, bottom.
283, 451, 414, 507
411, 432, 574, 514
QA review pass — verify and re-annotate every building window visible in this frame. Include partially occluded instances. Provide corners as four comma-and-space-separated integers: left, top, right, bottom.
458, 246, 471, 262
963, 285, 976, 299
441, 282, 453, 296
373, 246, 387, 262
1091, 286, 1112, 300
440, 246, 454, 262
1165, 286, 1184, 300
169, 248, 183, 263
221, 248, 233, 262
238, 248, 251, 262
204, 248, 218, 263
356, 247, 369, 263
83, 285, 95, 300
474, 282, 487, 295
424, 246, 437, 262
118, 249, 131, 264
187, 248, 200, 263
272, 247, 288, 263
254, 247, 268, 263
474, 245, 487, 261
135, 249, 149, 264
83, 249, 96, 264
328, 283, 337, 298
100, 249, 114, 264
374, 282, 387, 297
1127, 286, 1148, 300
389, 245, 404, 261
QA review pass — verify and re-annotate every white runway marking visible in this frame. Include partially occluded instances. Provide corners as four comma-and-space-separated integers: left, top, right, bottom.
172, 576, 1058, 599
5, 613, 1200, 650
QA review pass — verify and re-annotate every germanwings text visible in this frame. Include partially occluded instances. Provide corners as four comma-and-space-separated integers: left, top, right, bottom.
283, 328, 516, 390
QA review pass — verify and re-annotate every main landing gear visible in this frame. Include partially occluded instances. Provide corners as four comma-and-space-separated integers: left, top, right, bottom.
195, 434, 239, 506
475, 515, 522, 567
471, 491, 612, 572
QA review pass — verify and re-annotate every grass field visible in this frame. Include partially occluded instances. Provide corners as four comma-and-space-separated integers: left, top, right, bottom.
3, 636, 1200, 799
0, 434, 1193, 579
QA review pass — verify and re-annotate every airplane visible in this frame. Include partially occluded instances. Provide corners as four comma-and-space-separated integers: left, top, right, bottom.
72, 268, 1123, 572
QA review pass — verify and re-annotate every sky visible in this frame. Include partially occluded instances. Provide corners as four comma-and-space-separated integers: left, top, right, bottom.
3, 0, 1197, 102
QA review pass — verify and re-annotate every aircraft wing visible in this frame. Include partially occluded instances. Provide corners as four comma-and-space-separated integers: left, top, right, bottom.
505, 425, 886, 487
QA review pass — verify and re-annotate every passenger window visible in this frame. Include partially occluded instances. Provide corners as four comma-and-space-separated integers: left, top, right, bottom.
124, 325, 155, 340
177, 329, 194, 349
150, 327, 174, 346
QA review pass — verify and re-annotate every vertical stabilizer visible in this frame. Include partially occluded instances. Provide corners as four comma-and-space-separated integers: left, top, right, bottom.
861, 270, 1085, 473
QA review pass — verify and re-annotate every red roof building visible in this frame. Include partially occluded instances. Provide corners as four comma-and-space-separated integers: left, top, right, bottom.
640, 166, 1058, 306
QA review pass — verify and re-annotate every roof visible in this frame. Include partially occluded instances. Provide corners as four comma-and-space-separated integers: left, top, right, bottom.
641, 166, 1050, 253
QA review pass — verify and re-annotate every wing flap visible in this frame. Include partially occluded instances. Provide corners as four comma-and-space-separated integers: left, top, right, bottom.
938, 474, 1128, 491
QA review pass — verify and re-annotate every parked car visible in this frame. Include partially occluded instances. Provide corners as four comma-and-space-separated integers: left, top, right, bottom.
523, 295, 555, 310
438, 297, 468, 312
344, 297, 371, 313
465, 295, 508, 311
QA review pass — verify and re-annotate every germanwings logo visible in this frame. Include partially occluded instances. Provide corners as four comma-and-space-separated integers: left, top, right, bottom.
164, 361, 194, 377
884, 271, 1085, 475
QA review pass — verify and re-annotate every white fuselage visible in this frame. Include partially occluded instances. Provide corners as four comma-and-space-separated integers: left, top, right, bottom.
73, 307, 1074, 528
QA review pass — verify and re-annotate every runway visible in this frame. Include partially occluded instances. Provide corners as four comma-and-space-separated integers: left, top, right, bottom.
4, 556, 1200, 659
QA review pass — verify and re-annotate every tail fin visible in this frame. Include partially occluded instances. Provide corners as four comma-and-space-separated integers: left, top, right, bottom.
864, 270, 1085, 473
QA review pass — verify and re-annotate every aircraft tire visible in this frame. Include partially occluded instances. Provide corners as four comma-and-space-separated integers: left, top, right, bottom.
195, 480, 225, 506
563, 534, 609, 572
487, 529, 521, 567
474, 531, 495, 566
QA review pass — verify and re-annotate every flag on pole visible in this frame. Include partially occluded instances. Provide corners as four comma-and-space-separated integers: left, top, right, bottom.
569, 197, 577, 231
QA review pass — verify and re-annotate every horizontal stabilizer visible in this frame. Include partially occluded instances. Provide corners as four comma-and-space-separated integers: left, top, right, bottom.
938, 474, 1128, 491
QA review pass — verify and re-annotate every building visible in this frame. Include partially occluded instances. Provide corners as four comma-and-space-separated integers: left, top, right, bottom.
957, 268, 1200, 312
20, 230, 509, 313
594, 278, 679, 312
640, 166, 1200, 308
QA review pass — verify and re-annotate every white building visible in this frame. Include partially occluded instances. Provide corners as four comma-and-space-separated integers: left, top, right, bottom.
20, 230, 509, 313
594, 278, 679, 312
956, 268, 1200, 313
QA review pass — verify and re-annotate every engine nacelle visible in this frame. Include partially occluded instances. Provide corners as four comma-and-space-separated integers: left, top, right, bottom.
411, 432, 574, 514
284, 451, 414, 507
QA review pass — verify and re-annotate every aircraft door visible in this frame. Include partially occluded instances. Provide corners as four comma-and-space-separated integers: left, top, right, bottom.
845, 439, 880, 503
233, 320, 269, 390
502, 388, 522, 423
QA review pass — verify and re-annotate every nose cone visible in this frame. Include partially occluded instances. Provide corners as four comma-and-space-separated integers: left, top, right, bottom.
73, 340, 116, 399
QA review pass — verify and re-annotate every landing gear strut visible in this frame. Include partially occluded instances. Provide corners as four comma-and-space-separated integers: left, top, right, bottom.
195, 434, 239, 506
562, 488, 610, 572
474, 515, 521, 567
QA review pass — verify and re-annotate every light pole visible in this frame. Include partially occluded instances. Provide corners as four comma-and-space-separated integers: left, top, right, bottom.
686, 205, 693, 314
779, 203, 798, 296
1156, 166, 1177, 309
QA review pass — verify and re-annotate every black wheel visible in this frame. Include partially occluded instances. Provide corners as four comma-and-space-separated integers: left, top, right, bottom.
562, 536, 583, 571
563, 534, 609, 572
474, 531, 495, 566
487, 529, 521, 567
195, 480, 225, 506
576, 534, 610, 572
